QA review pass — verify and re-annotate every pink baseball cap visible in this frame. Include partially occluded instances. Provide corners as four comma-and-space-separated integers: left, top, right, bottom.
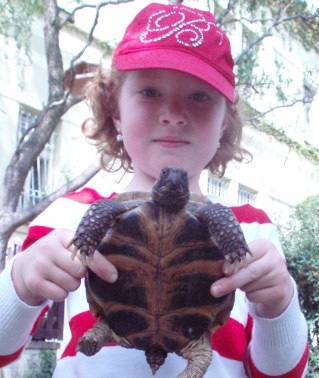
113, 2, 235, 103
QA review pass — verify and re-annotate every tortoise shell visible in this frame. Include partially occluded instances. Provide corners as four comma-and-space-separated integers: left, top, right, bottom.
71, 167, 250, 377
88, 192, 234, 347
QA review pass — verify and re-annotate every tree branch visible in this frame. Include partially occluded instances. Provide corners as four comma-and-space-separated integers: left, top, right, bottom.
56, 1, 134, 110
234, 5, 284, 66
223, 16, 274, 26
234, 4, 319, 66
247, 97, 313, 123
216, 0, 241, 27
60, 0, 134, 29
272, 12, 319, 29
45, 0, 64, 102
1, 161, 101, 235
63, 94, 85, 113
234, 31, 272, 65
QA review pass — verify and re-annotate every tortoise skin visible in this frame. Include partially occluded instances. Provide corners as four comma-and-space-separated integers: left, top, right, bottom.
70, 167, 250, 377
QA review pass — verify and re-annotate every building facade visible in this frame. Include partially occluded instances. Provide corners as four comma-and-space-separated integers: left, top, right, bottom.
1, 0, 318, 248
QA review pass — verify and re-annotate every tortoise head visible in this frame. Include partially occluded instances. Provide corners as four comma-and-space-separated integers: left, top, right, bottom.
152, 167, 190, 209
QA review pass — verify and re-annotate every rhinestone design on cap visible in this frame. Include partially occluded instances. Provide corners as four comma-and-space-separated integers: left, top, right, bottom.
140, 5, 223, 48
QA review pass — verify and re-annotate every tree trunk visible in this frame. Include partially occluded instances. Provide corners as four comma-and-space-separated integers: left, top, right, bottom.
0, 0, 72, 270
0, 161, 101, 271
0, 233, 11, 272
0, 0, 137, 270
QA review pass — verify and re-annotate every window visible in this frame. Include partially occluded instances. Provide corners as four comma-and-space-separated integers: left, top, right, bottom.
237, 185, 256, 205
17, 107, 56, 209
6, 238, 22, 262
207, 176, 229, 200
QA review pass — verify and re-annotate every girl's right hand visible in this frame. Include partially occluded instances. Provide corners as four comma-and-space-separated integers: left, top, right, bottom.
11, 229, 118, 306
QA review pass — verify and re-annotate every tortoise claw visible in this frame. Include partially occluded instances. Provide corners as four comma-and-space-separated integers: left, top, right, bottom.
69, 230, 98, 258
71, 246, 78, 261
224, 260, 240, 275
68, 236, 96, 262
224, 248, 251, 275
241, 253, 249, 267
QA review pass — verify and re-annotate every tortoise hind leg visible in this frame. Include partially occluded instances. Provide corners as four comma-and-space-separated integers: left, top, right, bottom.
176, 333, 212, 378
78, 317, 132, 356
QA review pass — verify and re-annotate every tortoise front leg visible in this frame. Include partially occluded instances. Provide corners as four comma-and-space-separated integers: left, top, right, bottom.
69, 199, 128, 259
195, 204, 251, 266
79, 317, 132, 356
177, 333, 212, 378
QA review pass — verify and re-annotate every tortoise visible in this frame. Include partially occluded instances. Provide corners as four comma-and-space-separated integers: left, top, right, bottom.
70, 166, 250, 378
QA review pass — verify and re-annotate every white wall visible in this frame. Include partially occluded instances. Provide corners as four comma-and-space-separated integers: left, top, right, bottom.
1, 1, 318, 226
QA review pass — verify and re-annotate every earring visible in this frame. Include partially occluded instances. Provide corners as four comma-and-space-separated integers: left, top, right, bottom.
116, 130, 123, 143
217, 141, 221, 149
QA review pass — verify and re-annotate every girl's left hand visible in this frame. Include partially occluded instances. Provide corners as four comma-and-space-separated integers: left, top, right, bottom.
210, 239, 294, 318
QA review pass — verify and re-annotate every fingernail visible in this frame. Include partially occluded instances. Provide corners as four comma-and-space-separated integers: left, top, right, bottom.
109, 272, 118, 283
211, 285, 222, 297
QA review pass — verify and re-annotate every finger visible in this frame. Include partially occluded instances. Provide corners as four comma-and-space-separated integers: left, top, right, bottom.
41, 282, 69, 302
244, 271, 294, 302
53, 249, 87, 279
245, 285, 280, 304
46, 266, 82, 293
46, 229, 88, 278
239, 253, 287, 293
85, 250, 118, 283
240, 270, 276, 293
211, 257, 269, 297
222, 245, 259, 276
31, 279, 69, 303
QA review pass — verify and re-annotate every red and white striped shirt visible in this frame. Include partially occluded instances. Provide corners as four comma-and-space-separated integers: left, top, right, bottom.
0, 188, 309, 377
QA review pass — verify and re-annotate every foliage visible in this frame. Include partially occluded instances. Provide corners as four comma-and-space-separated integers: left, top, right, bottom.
279, 195, 319, 373
0, 0, 45, 57
0, 0, 318, 270
25, 349, 56, 378
37, 350, 56, 378
213, 0, 319, 164
308, 345, 319, 377
213, 0, 319, 166
237, 0, 319, 53
247, 116, 319, 165
281, 0, 319, 53
242, 99, 319, 165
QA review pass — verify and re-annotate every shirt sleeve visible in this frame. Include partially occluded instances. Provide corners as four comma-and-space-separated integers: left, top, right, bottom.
0, 257, 52, 367
247, 279, 309, 377
0, 188, 109, 367
239, 206, 309, 377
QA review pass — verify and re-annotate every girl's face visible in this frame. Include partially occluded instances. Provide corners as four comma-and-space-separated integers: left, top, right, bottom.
114, 69, 226, 193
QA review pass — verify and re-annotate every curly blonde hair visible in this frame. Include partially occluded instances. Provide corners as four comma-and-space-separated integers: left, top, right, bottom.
82, 68, 252, 177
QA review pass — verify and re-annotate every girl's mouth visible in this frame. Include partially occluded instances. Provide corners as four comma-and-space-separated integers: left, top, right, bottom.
153, 137, 189, 148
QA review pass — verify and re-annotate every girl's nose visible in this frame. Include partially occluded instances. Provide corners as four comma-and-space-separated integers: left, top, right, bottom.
159, 100, 188, 126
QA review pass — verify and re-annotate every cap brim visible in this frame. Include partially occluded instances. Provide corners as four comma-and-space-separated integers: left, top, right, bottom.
114, 49, 235, 104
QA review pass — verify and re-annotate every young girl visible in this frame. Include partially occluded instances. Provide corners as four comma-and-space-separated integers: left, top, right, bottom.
0, 3, 308, 377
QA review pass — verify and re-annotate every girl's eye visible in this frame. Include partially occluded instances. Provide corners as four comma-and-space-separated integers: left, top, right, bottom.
140, 88, 160, 98
190, 92, 210, 102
